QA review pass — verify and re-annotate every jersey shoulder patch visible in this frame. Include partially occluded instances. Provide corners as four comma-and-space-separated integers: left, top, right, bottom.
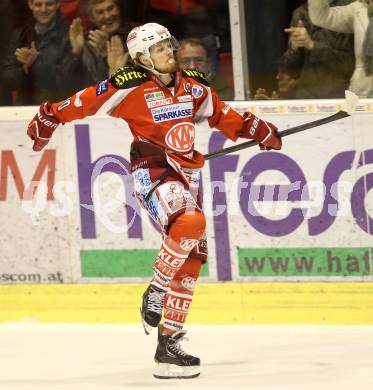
182, 69, 210, 86
110, 66, 149, 89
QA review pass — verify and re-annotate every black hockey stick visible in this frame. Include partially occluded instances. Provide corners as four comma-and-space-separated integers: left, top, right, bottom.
205, 109, 350, 160
205, 90, 358, 160
145, 91, 358, 200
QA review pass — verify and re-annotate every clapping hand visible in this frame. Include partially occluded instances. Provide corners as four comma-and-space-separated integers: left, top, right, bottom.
69, 17, 85, 54
88, 27, 109, 56
107, 35, 129, 75
15, 41, 39, 73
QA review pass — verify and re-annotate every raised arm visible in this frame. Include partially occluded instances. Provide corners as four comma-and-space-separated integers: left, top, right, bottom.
206, 90, 282, 150
26, 78, 122, 151
308, 0, 357, 34
183, 69, 281, 150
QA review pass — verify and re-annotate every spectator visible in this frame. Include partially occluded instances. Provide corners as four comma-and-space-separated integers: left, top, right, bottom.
309, 0, 373, 98
254, 58, 300, 100
282, 0, 354, 99
245, 0, 295, 96
177, 38, 234, 100
69, 0, 134, 83
1, 0, 78, 105
144, 1, 221, 75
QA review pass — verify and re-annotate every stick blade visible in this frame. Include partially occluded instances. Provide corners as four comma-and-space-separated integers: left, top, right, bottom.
341, 90, 359, 114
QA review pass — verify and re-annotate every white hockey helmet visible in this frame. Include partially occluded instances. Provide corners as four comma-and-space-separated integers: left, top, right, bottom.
127, 23, 178, 62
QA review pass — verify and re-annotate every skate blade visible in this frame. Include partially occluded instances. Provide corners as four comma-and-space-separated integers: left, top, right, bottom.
140, 308, 154, 335
153, 363, 200, 379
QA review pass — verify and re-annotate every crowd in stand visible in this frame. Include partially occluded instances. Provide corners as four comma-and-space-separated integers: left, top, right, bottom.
1, 0, 372, 105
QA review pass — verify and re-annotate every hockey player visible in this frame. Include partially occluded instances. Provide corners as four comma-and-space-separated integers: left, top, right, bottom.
26, 23, 282, 379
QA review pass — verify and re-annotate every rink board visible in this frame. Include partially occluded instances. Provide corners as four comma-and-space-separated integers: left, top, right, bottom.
1, 101, 373, 285
1, 282, 373, 324
1, 100, 373, 324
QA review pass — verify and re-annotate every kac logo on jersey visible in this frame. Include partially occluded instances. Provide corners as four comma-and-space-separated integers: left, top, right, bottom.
151, 103, 193, 123
192, 85, 204, 99
165, 122, 195, 152
96, 80, 108, 96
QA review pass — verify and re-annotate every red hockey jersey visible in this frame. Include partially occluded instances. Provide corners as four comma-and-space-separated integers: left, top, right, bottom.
51, 66, 245, 170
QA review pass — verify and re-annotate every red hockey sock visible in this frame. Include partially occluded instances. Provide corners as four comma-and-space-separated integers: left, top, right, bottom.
152, 211, 205, 289
152, 240, 188, 289
162, 257, 202, 334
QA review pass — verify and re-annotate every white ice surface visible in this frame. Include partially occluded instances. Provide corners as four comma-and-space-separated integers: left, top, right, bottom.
1, 323, 373, 390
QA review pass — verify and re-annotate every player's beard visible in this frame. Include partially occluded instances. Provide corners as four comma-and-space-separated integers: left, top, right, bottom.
156, 57, 177, 74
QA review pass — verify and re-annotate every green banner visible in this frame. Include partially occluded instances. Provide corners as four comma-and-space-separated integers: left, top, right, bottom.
81, 250, 209, 278
238, 248, 373, 277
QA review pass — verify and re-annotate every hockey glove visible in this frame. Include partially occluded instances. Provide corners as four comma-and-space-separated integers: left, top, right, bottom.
241, 112, 282, 150
27, 101, 60, 151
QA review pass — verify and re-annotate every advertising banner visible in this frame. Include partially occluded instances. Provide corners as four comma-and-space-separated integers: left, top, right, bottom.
0, 101, 372, 284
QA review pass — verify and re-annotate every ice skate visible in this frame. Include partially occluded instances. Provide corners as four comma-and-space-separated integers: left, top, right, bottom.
140, 284, 167, 335
153, 328, 200, 379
